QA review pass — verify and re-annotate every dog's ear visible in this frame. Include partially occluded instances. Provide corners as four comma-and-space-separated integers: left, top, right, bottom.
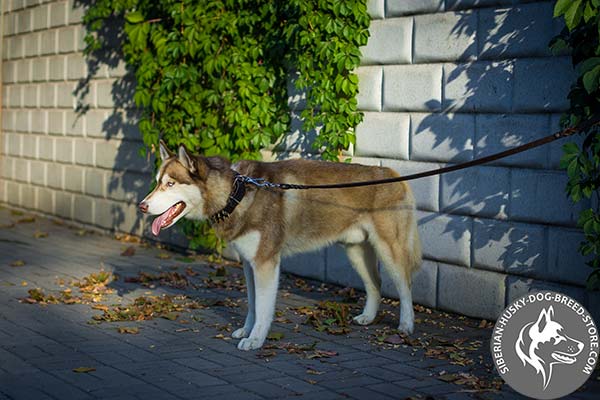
159, 140, 173, 162
178, 145, 197, 174
535, 307, 552, 333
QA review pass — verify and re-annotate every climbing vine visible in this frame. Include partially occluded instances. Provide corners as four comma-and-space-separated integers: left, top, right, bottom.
552, 0, 600, 289
82, 0, 370, 251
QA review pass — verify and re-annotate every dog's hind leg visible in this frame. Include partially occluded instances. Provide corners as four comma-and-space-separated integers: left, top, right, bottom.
345, 242, 381, 325
370, 215, 421, 335
237, 257, 280, 351
232, 262, 255, 339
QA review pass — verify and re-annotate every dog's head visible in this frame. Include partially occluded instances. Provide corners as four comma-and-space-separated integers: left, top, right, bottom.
138, 141, 231, 236
515, 306, 584, 389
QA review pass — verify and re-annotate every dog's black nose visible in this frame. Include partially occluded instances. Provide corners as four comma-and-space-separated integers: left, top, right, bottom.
139, 201, 148, 213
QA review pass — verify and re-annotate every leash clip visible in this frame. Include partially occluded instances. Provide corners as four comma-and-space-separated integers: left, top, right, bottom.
239, 175, 278, 189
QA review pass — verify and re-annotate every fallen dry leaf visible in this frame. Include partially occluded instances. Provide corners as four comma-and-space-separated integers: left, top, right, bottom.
306, 349, 338, 359
73, 271, 114, 303
22, 288, 59, 304
73, 367, 96, 373
33, 231, 48, 238
306, 369, 325, 375
125, 271, 189, 289
297, 301, 355, 335
414, 304, 433, 314
92, 295, 203, 323
115, 233, 140, 243
161, 312, 179, 321
156, 252, 171, 260
10, 260, 25, 267
274, 315, 292, 324
294, 278, 313, 292
267, 332, 284, 341
437, 371, 503, 391
261, 341, 335, 360
438, 373, 460, 383
257, 350, 277, 359
382, 334, 404, 345
121, 246, 136, 257
118, 327, 140, 334
202, 266, 245, 291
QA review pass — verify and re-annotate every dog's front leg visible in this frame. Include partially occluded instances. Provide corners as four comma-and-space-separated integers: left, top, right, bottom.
237, 257, 280, 351
232, 262, 255, 339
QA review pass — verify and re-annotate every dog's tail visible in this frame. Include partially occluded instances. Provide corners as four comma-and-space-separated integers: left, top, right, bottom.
404, 187, 422, 276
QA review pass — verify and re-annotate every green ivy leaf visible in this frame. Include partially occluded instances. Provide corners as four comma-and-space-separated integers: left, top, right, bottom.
584, 1, 596, 22
555, 0, 572, 17
579, 57, 600, 73
125, 11, 144, 24
584, 65, 600, 93
565, 0, 584, 30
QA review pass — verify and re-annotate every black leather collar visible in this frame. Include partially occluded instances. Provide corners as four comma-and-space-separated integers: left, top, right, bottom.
208, 172, 246, 225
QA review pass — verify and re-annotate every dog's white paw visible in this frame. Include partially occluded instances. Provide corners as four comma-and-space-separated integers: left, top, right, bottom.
237, 337, 264, 351
397, 320, 414, 335
353, 313, 376, 326
231, 327, 250, 339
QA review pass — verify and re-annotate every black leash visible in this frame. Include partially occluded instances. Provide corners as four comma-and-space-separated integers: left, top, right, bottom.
241, 115, 600, 190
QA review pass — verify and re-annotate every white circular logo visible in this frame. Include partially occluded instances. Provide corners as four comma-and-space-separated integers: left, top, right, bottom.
491, 291, 598, 399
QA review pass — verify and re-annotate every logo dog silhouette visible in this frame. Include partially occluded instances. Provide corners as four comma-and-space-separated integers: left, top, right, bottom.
515, 306, 584, 389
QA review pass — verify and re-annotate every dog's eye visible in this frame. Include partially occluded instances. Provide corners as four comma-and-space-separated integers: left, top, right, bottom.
554, 336, 564, 344
166, 181, 175, 187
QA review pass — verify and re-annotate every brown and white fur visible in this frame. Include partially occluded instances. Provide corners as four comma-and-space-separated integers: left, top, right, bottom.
139, 142, 422, 351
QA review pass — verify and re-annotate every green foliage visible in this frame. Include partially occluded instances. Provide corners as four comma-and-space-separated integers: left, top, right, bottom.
552, 0, 600, 289
284, 2, 369, 160
83, 0, 369, 252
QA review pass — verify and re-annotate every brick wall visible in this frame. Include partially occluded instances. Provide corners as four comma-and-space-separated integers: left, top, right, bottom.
1, 0, 597, 320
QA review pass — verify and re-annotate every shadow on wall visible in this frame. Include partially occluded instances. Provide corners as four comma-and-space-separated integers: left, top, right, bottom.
72, 0, 154, 241
412, 6, 589, 290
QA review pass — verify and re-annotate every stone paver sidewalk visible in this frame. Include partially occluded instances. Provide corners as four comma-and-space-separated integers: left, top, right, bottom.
0, 206, 598, 400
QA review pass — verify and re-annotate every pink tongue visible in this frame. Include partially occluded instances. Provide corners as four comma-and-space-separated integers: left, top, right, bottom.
151, 211, 171, 236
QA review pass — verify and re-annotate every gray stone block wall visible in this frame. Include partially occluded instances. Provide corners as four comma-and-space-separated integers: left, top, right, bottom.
276, 0, 597, 320
0, 0, 149, 237
1, 0, 597, 321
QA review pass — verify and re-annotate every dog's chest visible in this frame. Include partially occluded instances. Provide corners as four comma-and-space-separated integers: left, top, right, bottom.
231, 230, 261, 262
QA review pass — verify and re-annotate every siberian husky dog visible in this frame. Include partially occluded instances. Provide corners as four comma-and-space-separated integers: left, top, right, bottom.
139, 142, 422, 351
